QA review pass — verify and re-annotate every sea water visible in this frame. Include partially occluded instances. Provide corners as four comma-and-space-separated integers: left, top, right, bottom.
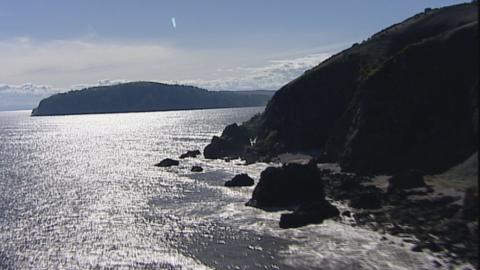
0, 107, 440, 269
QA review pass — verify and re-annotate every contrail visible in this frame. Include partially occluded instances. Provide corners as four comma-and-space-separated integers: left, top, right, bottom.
171, 17, 176, 29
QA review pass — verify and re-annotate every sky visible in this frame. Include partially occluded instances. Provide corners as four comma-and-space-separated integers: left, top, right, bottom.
0, 0, 468, 111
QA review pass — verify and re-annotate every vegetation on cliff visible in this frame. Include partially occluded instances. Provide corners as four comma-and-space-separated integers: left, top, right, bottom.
207, 2, 478, 175
31, 82, 274, 116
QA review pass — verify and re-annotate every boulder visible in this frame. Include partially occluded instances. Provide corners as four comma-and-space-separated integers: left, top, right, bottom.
203, 136, 233, 159
191, 166, 203, 172
224, 174, 254, 187
387, 170, 426, 193
155, 158, 179, 167
180, 150, 201, 159
204, 123, 250, 159
279, 200, 340, 229
246, 163, 324, 209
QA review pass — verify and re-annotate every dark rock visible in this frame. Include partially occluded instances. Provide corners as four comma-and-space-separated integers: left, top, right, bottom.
412, 241, 442, 253
224, 174, 254, 187
310, 152, 335, 164
432, 260, 442, 268
339, 177, 362, 190
279, 200, 340, 229
442, 203, 461, 219
222, 123, 250, 143
246, 163, 324, 209
387, 170, 426, 193
203, 136, 233, 159
191, 166, 203, 172
155, 158, 179, 167
180, 150, 201, 159
204, 123, 251, 159
242, 147, 260, 165
342, 211, 352, 217
349, 187, 383, 209
462, 187, 478, 221
318, 168, 333, 175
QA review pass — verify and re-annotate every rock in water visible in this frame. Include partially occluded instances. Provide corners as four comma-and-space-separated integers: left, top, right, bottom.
279, 200, 339, 229
246, 163, 324, 209
203, 136, 234, 159
224, 174, 254, 187
387, 170, 426, 192
180, 150, 201, 159
204, 123, 250, 159
155, 158, 179, 167
191, 166, 203, 172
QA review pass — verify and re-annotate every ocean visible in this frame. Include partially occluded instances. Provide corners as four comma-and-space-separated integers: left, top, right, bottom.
0, 107, 438, 269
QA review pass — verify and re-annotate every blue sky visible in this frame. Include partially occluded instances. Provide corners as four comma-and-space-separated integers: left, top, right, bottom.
0, 0, 468, 110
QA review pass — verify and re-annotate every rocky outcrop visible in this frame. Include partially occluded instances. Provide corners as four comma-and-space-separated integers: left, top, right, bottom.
204, 123, 251, 159
180, 150, 201, 159
224, 174, 254, 187
236, 3, 478, 175
191, 166, 203, 172
155, 158, 179, 167
387, 170, 426, 193
319, 169, 477, 267
246, 163, 324, 209
279, 201, 339, 229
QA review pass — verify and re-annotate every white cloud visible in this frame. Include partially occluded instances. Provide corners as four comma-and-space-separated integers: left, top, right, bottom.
0, 37, 335, 90
0, 36, 338, 110
0, 38, 180, 87
0, 80, 132, 111
176, 53, 331, 90
14, 36, 31, 44
0, 83, 58, 96
0, 83, 59, 111
0, 79, 134, 96
71, 79, 131, 90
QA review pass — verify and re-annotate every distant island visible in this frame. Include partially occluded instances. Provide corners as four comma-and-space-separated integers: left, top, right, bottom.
31, 82, 274, 116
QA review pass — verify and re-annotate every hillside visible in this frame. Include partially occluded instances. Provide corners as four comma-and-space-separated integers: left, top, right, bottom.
207, 2, 478, 175
31, 82, 274, 116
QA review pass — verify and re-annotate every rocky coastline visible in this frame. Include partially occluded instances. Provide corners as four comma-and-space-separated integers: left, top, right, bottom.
156, 146, 478, 267
156, 2, 479, 268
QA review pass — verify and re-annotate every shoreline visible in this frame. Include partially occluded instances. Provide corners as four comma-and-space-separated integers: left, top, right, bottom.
231, 152, 478, 268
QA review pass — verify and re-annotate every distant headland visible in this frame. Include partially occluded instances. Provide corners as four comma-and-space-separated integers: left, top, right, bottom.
31, 82, 274, 116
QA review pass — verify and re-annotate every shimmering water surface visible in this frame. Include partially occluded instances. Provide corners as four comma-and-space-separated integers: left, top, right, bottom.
0, 107, 439, 269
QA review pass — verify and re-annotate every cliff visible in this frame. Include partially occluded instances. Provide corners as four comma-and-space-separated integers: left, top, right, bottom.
207, 2, 479, 175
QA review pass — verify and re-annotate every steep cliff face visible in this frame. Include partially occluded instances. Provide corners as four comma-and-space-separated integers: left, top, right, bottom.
247, 3, 478, 174
334, 22, 478, 174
